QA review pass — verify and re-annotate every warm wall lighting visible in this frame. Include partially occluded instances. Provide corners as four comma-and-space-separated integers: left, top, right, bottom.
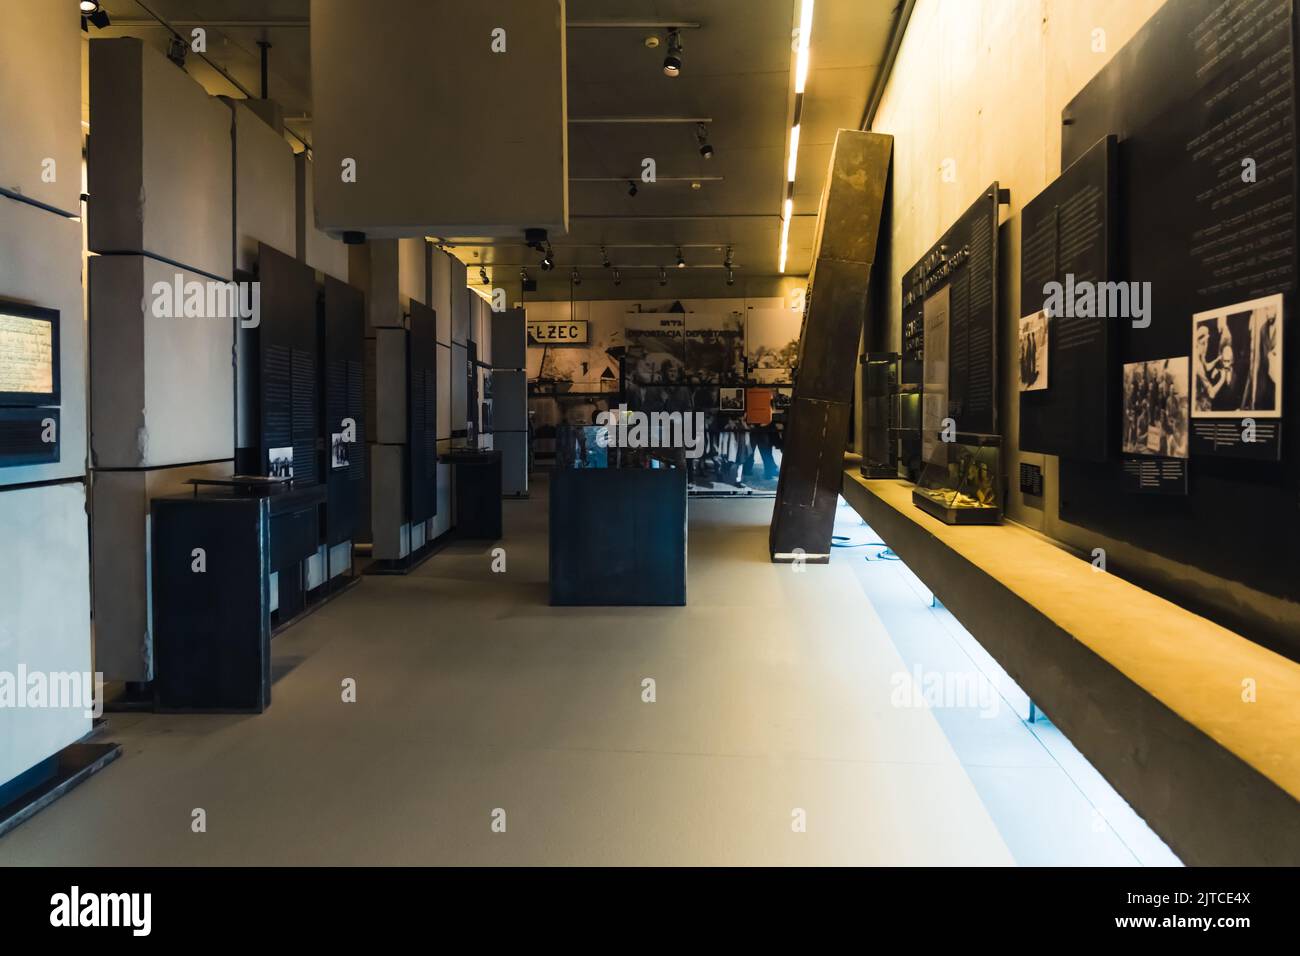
795, 0, 814, 94
787, 124, 801, 182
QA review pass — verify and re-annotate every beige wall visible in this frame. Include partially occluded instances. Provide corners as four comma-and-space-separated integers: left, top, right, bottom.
871, 0, 1300, 641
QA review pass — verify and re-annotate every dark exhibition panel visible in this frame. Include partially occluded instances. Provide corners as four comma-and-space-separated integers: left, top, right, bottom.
407, 300, 438, 525
321, 276, 368, 548
1055, 0, 1298, 650
5, 0, 1300, 894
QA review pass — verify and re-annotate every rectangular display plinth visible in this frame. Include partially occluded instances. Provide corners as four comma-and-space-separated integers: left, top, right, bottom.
550, 467, 686, 606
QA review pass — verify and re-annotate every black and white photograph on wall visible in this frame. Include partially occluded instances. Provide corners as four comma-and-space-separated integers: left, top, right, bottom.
1192, 293, 1283, 418
269, 445, 295, 478
720, 387, 745, 411
685, 312, 745, 384
745, 307, 801, 384
625, 314, 686, 386
330, 433, 348, 470
1018, 310, 1048, 392
1122, 358, 1189, 458
773, 387, 793, 411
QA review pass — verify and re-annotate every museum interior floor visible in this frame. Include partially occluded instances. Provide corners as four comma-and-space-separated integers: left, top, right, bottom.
0, 476, 1179, 866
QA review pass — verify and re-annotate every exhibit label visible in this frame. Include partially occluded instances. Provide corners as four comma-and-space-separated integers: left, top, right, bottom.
528, 320, 588, 344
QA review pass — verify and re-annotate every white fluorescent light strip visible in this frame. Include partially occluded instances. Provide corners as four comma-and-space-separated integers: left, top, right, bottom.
779, 198, 792, 273
795, 0, 814, 94
782, 0, 813, 273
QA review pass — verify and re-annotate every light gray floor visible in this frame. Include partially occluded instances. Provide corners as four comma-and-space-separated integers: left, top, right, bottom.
1, 478, 1023, 865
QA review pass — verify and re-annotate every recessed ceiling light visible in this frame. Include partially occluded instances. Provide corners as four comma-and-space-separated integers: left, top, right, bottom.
691, 181, 702, 190
644, 34, 660, 49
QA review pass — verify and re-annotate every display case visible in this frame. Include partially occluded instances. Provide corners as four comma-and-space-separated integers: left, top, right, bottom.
912, 433, 1002, 525
860, 352, 898, 478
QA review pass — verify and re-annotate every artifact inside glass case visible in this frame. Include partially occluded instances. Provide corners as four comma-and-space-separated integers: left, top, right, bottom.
912, 434, 1002, 525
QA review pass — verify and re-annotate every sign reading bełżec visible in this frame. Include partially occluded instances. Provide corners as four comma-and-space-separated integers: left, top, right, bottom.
528, 320, 588, 345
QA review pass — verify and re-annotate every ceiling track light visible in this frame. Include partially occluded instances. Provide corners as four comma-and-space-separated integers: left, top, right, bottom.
81, 0, 110, 29
601, 246, 612, 269
726, 268, 736, 286
627, 180, 639, 197
479, 267, 490, 285
570, 268, 582, 286
676, 248, 686, 269
519, 267, 530, 282
613, 269, 623, 286
658, 267, 668, 286
663, 29, 683, 77
695, 122, 714, 160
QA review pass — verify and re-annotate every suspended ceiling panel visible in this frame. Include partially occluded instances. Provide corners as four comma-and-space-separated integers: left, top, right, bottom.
310, 0, 568, 238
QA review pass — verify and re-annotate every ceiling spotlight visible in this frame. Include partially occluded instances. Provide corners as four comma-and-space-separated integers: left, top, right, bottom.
479, 267, 489, 285
519, 267, 530, 282
601, 247, 612, 269
676, 248, 686, 269
658, 267, 668, 286
724, 245, 734, 269
726, 268, 736, 286
570, 268, 581, 286
663, 29, 683, 77
613, 269, 622, 286
696, 122, 714, 160
81, 0, 110, 29
541, 253, 555, 271
691, 181, 702, 190
627, 180, 638, 197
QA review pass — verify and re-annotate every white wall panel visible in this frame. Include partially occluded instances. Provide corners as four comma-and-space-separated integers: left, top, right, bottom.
451, 258, 470, 344
90, 256, 235, 469
0, 482, 92, 785
399, 237, 428, 307
234, 101, 296, 273
431, 250, 453, 344
88, 38, 233, 279
0, 2, 82, 216
436, 343, 452, 439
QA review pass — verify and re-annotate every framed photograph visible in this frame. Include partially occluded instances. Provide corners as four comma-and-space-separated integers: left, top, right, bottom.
268, 446, 294, 479
1122, 358, 1189, 458
1018, 310, 1048, 392
0, 301, 60, 407
330, 433, 349, 470
1191, 293, 1283, 418
719, 387, 745, 411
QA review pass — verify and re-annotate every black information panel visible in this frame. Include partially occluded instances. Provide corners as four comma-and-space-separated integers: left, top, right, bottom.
322, 276, 367, 546
1019, 136, 1118, 461
408, 300, 438, 525
901, 184, 1001, 437
242, 243, 320, 487
1059, 0, 1298, 619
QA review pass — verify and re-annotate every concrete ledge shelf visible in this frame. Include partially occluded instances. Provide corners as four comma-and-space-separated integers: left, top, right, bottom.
841, 467, 1300, 866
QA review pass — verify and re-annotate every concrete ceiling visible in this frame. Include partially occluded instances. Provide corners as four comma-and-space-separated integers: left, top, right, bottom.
87, 0, 900, 283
